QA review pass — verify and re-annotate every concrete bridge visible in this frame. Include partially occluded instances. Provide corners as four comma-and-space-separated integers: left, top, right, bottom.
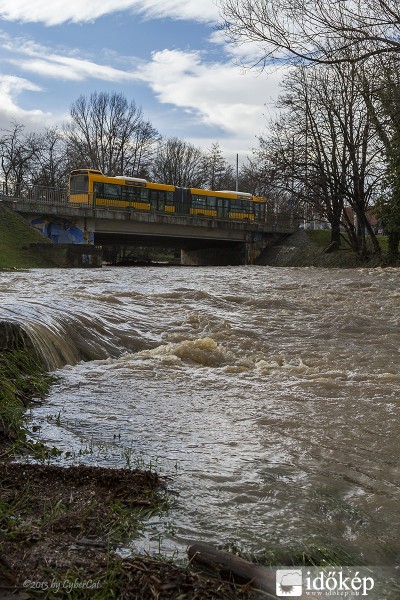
3, 188, 300, 265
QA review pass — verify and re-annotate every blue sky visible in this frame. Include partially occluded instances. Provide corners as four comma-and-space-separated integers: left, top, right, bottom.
0, 0, 284, 162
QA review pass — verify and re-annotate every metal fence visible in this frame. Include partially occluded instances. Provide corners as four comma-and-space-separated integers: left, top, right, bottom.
1, 185, 68, 205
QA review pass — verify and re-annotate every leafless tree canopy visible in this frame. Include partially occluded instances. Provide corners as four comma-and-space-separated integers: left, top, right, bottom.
65, 92, 159, 176
151, 137, 205, 187
254, 62, 385, 254
218, 0, 400, 64
0, 122, 42, 195
201, 142, 235, 190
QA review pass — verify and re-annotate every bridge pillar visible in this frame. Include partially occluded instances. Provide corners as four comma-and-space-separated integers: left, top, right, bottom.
181, 243, 246, 266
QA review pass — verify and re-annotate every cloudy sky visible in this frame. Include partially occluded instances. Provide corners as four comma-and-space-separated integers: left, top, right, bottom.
0, 0, 283, 163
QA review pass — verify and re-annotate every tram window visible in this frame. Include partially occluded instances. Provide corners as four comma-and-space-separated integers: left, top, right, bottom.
70, 175, 88, 193
149, 189, 161, 208
254, 203, 263, 219
230, 200, 245, 212
93, 182, 103, 196
122, 187, 149, 201
207, 196, 217, 209
192, 195, 207, 208
126, 187, 138, 201
104, 183, 121, 198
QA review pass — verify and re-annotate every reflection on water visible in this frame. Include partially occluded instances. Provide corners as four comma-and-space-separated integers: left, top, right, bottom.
1, 265, 400, 564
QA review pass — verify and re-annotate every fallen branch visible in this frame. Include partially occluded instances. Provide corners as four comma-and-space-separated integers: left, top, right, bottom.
188, 542, 277, 596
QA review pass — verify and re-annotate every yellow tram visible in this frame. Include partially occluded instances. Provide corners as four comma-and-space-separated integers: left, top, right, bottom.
68, 169, 266, 222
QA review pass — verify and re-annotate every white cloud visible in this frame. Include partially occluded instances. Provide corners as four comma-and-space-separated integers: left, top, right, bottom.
208, 29, 271, 65
0, 38, 281, 154
8, 56, 136, 82
0, 32, 284, 148
0, 0, 220, 26
135, 49, 284, 151
0, 23, 286, 155
0, 75, 51, 128
2, 36, 139, 82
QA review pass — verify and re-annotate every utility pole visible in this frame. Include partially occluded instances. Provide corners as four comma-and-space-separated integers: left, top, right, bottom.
236, 154, 239, 191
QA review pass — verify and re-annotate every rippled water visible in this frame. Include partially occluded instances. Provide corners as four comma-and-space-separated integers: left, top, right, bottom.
1, 265, 400, 565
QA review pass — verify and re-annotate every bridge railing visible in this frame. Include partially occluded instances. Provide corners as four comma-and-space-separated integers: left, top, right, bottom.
2, 185, 68, 205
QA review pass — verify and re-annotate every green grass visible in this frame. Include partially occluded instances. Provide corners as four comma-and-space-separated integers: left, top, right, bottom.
294, 230, 388, 268
305, 229, 332, 247
0, 349, 53, 441
306, 229, 389, 253
0, 205, 54, 269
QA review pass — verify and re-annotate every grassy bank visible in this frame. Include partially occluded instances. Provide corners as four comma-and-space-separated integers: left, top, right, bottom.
305, 230, 385, 268
258, 229, 391, 268
0, 205, 54, 270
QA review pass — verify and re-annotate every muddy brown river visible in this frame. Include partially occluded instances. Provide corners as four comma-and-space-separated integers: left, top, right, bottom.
1, 265, 400, 566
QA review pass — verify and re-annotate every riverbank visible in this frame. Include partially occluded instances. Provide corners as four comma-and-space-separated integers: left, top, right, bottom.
0, 205, 57, 270
1, 461, 255, 599
257, 230, 390, 268
0, 349, 255, 599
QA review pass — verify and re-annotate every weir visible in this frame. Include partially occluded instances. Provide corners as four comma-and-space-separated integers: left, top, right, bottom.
0, 321, 33, 352
0, 318, 80, 370
0, 299, 157, 371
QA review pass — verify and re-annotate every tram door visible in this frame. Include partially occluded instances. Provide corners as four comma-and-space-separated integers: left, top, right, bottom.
174, 187, 191, 214
217, 199, 228, 219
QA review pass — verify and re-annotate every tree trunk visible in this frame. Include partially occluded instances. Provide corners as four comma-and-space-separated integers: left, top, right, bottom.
388, 230, 400, 259
330, 220, 341, 247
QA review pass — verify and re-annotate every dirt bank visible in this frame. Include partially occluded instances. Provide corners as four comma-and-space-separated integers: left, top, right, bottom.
0, 460, 254, 599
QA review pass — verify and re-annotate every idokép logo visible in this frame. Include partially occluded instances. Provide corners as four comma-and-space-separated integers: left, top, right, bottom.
276, 569, 303, 596
275, 567, 378, 598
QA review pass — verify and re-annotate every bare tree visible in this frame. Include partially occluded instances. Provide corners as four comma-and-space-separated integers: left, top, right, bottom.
218, 0, 399, 256
64, 92, 159, 176
218, 0, 400, 65
200, 142, 235, 190
151, 137, 205, 187
360, 55, 400, 255
0, 122, 42, 196
124, 120, 160, 178
30, 127, 69, 188
256, 63, 384, 255
238, 156, 271, 196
